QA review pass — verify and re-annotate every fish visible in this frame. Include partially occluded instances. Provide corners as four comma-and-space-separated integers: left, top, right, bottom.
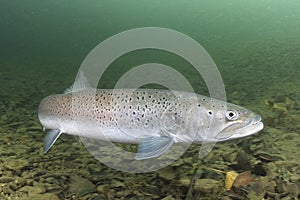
38, 72, 263, 160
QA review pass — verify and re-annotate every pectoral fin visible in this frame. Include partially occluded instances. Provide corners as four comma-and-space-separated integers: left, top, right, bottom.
44, 129, 62, 153
135, 136, 174, 160
198, 142, 216, 158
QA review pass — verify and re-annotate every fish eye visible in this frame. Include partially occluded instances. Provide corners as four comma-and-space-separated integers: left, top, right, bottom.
225, 110, 238, 121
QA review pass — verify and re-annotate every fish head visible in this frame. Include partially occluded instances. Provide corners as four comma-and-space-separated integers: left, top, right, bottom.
38, 94, 73, 130
38, 95, 61, 129
194, 100, 263, 142
212, 102, 263, 141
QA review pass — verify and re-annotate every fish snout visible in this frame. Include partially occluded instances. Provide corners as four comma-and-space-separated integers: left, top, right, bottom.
251, 114, 262, 125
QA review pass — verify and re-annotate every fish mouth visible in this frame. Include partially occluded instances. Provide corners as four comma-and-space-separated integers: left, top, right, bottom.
250, 115, 263, 132
250, 115, 264, 133
216, 115, 263, 141
252, 115, 262, 125
228, 115, 263, 140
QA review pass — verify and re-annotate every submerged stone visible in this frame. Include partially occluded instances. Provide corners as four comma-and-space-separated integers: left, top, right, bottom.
69, 175, 96, 197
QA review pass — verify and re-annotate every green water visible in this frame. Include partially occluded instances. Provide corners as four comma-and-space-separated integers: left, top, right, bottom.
0, 0, 299, 199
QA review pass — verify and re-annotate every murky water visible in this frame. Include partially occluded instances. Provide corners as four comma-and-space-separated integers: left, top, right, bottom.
0, 0, 299, 199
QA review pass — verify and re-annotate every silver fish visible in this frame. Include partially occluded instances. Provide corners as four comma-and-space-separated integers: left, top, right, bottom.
38, 74, 263, 160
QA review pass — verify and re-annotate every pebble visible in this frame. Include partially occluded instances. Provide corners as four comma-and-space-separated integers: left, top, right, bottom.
19, 185, 46, 196
4, 158, 30, 171
0, 176, 14, 183
180, 178, 222, 194
25, 193, 60, 200
9, 177, 26, 191
69, 175, 96, 197
97, 185, 107, 193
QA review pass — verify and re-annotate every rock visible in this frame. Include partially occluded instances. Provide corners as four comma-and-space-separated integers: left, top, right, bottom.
2, 185, 13, 195
224, 152, 238, 163
69, 175, 96, 197
157, 166, 176, 180
9, 177, 26, 191
43, 183, 63, 193
97, 185, 107, 193
4, 158, 30, 171
257, 151, 284, 162
286, 183, 299, 198
194, 178, 223, 194
20, 186, 46, 196
234, 151, 251, 171
25, 193, 60, 200
110, 180, 125, 188
141, 183, 160, 197
232, 171, 255, 190
180, 178, 222, 194
88, 193, 107, 200
161, 195, 176, 200
0, 176, 14, 183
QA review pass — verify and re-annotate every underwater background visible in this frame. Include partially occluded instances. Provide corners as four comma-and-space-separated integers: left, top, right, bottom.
0, 0, 299, 199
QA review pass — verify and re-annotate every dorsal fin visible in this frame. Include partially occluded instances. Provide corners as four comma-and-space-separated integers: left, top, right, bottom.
64, 70, 92, 93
